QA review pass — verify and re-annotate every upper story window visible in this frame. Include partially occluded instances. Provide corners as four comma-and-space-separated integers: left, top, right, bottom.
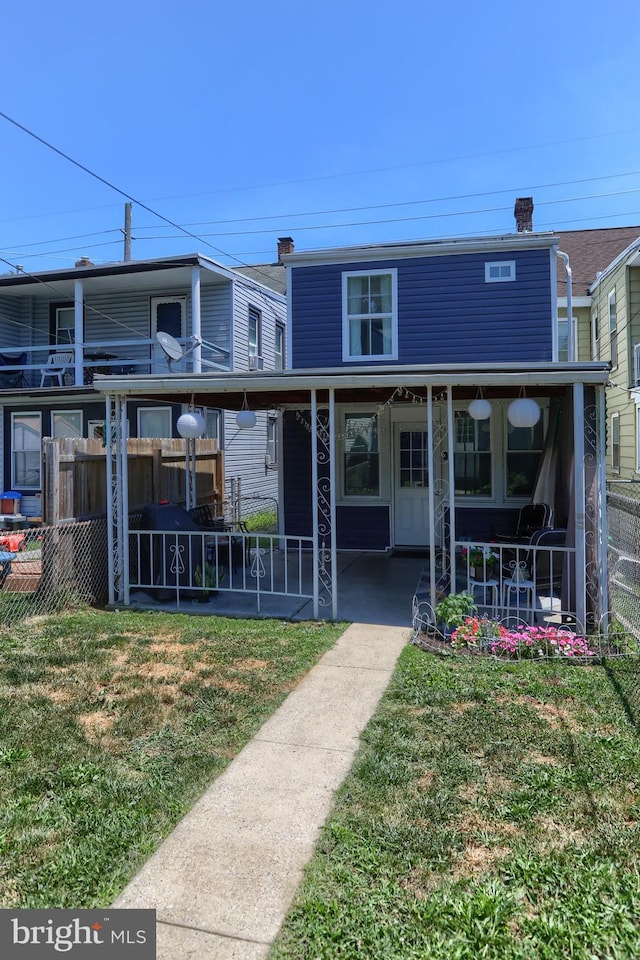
274, 323, 285, 370
611, 412, 620, 473
557, 315, 576, 362
609, 290, 618, 368
248, 306, 262, 363
342, 269, 397, 361
485, 261, 516, 283
591, 310, 599, 360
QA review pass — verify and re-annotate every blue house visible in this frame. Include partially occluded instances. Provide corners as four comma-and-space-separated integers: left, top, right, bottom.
97, 203, 610, 630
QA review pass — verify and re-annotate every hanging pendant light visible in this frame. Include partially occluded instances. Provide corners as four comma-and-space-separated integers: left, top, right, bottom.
177, 410, 206, 438
468, 387, 492, 421
236, 392, 257, 429
507, 388, 540, 428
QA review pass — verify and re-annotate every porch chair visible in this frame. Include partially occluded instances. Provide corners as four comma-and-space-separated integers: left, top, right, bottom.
0, 352, 27, 388
40, 352, 74, 387
494, 502, 552, 544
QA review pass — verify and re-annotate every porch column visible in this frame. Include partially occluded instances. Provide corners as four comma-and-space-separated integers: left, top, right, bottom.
573, 382, 586, 630
310, 389, 333, 619
106, 393, 127, 605
191, 266, 202, 373
596, 384, 609, 629
311, 390, 319, 618
446, 385, 456, 592
74, 279, 84, 385
329, 388, 337, 619
426, 386, 437, 611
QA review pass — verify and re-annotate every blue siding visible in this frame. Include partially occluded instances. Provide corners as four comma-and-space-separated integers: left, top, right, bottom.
291, 248, 553, 368
337, 506, 390, 550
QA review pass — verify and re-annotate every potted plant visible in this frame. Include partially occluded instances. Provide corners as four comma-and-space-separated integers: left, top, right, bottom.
194, 560, 222, 601
465, 544, 499, 579
434, 592, 477, 636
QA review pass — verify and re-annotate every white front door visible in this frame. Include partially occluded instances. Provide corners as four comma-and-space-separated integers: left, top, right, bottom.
393, 423, 430, 546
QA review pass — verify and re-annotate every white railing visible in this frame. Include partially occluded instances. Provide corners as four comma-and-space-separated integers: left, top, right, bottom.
455, 539, 576, 624
0, 335, 230, 388
129, 529, 313, 611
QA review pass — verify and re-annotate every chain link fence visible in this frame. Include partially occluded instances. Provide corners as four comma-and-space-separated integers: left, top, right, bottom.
0, 520, 108, 628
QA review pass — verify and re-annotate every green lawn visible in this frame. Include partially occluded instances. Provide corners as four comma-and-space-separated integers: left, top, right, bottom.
271, 648, 640, 960
0, 608, 344, 908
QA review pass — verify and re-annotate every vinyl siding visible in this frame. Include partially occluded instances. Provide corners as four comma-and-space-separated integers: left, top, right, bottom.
231, 279, 286, 371
291, 248, 554, 368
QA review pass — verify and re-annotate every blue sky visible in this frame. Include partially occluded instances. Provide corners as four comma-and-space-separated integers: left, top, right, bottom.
2, 0, 640, 272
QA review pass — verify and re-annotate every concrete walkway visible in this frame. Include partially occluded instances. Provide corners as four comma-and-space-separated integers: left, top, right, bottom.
112, 623, 410, 959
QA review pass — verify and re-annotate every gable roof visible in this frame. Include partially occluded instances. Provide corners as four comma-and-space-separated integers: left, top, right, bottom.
233, 263, 286, 295
554, 226, 640, 298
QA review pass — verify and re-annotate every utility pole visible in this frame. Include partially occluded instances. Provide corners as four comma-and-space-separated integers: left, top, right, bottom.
123, 203, 132, 261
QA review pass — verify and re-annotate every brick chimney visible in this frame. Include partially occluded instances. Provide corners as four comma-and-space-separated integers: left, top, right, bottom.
277, 237, 294, 262
75, 256, 94, 267
514, 197, 534, 233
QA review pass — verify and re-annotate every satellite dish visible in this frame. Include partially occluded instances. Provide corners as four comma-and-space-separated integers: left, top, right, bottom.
156, 331, 184, 370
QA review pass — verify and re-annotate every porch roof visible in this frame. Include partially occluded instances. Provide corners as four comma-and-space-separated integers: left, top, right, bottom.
94, 361, 610, 411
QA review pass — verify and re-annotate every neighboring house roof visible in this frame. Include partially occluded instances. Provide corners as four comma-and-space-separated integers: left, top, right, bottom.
233, 263, 286, 295
554, 227, 640, 299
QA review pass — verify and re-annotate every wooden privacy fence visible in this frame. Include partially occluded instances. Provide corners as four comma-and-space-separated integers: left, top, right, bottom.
42, 438, 224, 523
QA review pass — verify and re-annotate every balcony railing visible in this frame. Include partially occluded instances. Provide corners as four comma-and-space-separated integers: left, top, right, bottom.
0, 336, 230, 389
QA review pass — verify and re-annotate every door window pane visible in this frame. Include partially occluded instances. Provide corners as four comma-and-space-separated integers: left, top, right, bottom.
399, 430, 428, 488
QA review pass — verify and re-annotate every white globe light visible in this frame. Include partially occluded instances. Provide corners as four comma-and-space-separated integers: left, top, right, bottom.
468, 398, 492, 420
507, 397, 540, 428
236, 409, 257, 430
177, 411, 206, 438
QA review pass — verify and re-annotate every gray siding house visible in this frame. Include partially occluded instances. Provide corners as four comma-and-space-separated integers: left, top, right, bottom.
0, 251, 286, 519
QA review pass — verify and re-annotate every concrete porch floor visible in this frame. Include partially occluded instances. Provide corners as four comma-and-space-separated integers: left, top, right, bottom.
127, 551, 427, 626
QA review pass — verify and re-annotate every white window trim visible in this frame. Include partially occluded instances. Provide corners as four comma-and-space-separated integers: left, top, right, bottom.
611, 411, 620, 473
88, 419, 106, 442
11, 411, 42, 490
485, 260, 516, 283
248, 305, 262, 361
453, 407, 495, 502
342, 268, 398, 362
51, 409, 83, 439
137, 406, 172, 438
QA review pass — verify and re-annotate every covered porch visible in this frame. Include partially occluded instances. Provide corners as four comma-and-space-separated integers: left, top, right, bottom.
96, 361, 610, 632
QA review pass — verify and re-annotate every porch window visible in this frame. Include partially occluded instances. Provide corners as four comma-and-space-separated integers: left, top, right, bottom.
52, 410, 82, 438
204, 409, 221, 440
343, 270, 397, 361
138, 407, 172, 438
557, 315, 576, 362
52, 305, 75, 345
506, 418, 544, 497
344, 413, 379, 496
454, 411, 492, 496
12, 412, 41, 489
